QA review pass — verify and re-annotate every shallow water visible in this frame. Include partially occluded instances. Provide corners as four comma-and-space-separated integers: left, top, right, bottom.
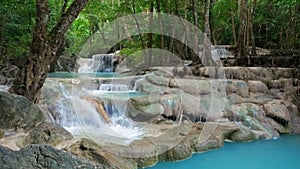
148, 134, 300, 169
47, 72, 123, 78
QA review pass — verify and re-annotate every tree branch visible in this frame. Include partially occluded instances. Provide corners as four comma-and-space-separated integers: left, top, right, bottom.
48, 0, 89, 48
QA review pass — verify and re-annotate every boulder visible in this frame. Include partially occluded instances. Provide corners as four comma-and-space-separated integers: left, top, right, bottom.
0, 144, 103, 169
0, 64, 19, 78
169, 78, 228, 97
263, 100, 291, 126
125, 96, 165, 121
145, 74, 170, 87
0, 91, 44, 130
0, 75, 7, 85
223, 67, 250, 81
68, 139, 135, 169
24, 122, 73, 147
248, 81, 269, 94
226, 80, 249, 97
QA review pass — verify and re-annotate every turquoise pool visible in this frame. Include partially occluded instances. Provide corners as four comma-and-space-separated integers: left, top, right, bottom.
148, 134, 300, 169
47, 72, 123, 78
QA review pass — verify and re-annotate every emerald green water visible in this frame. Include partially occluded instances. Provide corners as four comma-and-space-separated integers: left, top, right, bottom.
47, 72, 123, 78
148, 135, 300, 169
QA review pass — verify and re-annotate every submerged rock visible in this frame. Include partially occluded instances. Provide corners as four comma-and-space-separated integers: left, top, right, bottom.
0, 91, 44, 130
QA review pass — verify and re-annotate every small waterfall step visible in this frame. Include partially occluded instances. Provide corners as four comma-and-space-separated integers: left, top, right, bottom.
99, 84, 129, 91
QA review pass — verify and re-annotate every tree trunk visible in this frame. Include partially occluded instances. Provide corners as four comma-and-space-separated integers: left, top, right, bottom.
9, 0, 89, 103
156, 0, 165, 65
236, 0, 247, 64
231, 7, 237, 46
204, 0, 211, 41
250, 0, 257, 56
147, 2, 154, 66
204, 0, 213, 66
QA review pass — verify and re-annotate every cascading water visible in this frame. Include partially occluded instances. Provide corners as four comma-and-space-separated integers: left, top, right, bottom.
78, 54, 116, 73
46, 53, 145, 145
99, 84, 129, 92
53, 81, 143, 145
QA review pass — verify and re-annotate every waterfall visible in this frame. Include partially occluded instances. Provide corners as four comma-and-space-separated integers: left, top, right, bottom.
78, 54, 115, 73
52, 82, 143, 145
99, 84, 129, 92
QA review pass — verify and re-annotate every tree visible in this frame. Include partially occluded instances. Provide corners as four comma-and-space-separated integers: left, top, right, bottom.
236, 0, 247, 63
9, 0, 90, 103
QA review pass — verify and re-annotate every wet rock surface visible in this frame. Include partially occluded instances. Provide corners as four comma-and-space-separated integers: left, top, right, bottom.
0, 66, 299, 169
24, 122, 73, 147
0, 91, 44, 130
0, 144, 104, 169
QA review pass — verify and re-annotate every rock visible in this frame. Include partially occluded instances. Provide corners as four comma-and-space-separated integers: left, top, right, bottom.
0, 75, 7, 85
170, 79, 214, 95
0, 129, 4, 139
68, 139, 135, 169
125, 97, 161, 121
223, 67, 251, 81
273, 68, 295, 79
263, 100, 291, 126
145, 74, 170, 87
224, 127, 257, 142
0, 144, 103, 169
24, 122, 73, 147
226, 80, 249, 97
283, 101, 300, 134
229, 103, 280, 138
135, 79, 169, 94
248, 67, 274, 81
0, 91, 44, 130
290, 116, 300, 134
180, 93, 228, 121
248, 81, 269, 94
0, 64, 19, 78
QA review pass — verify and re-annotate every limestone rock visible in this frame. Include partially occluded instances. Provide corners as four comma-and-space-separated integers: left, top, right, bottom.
145, 74, 170, 87
169, 79, 213, 95
136, 79, 178, 94
24, 122, 73, 146
226, 80, 249, 97
0, 91, 44, 130
125, 97, 163, 121
263, 100, 291, 126
0, 144, 103, 169
248, 80, 269, 94
68, 139, 136, 169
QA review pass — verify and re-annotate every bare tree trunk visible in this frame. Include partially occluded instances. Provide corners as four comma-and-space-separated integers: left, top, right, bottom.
204, 0, 213, 66
250, 0, 257, 56
204, 0, 211, 41
246, 0, 250, 64
10, 0, 89, 103
236, 0, 247, 64
147, 2, 154, 66
156, 0, 165, 65
230, 7, 237, 46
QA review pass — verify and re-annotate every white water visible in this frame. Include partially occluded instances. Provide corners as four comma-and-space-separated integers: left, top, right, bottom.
55, 83, 143, 145
77, 54, 115, 73
99, 83, 129, 92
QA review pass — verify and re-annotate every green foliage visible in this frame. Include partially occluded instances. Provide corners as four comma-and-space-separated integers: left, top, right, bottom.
0, 0, 35, 60
1, 0, 299, 64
